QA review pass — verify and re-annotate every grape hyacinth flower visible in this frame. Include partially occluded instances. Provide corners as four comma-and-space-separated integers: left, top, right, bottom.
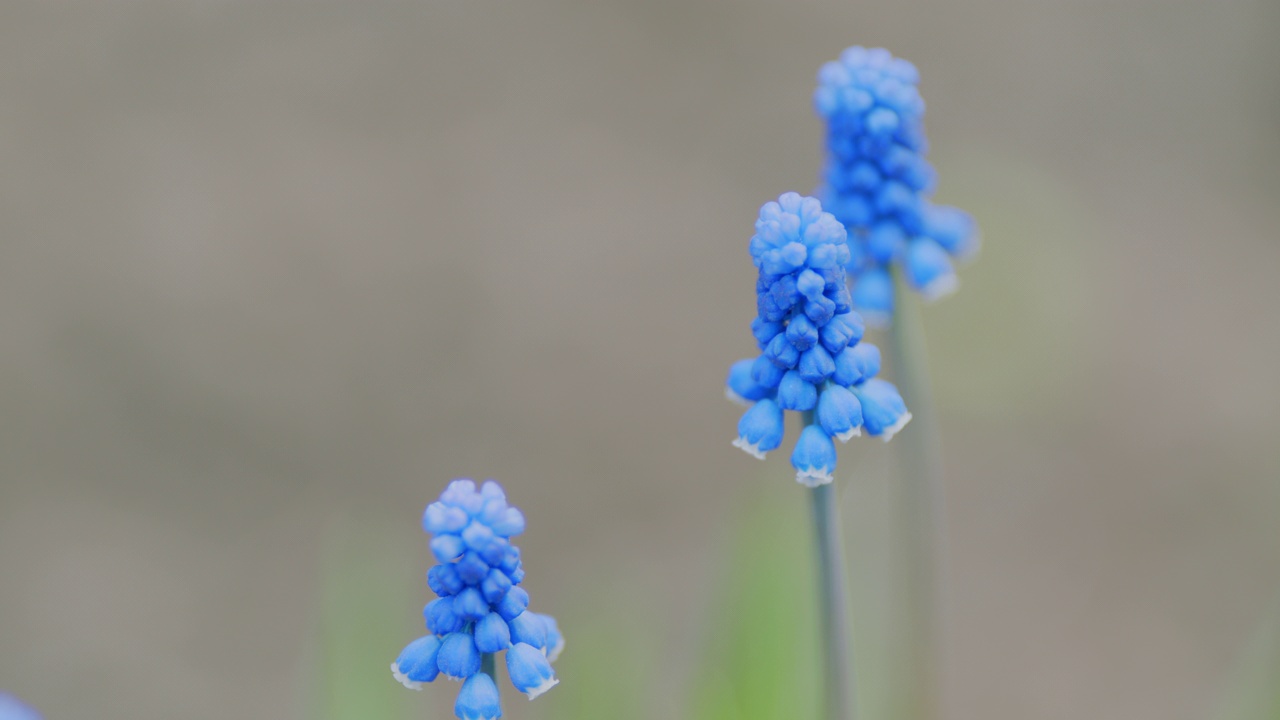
0, 694, 40, 720
814, 46, 978, 326
392, 480, 562, 720
727, 192, 911, 487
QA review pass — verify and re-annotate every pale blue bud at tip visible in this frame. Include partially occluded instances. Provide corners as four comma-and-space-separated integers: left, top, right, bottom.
506, 642, 559, 699
854, 378, 912, 441
791, 425, 837, 487
475, 612, 512, 653
431, 534, 466, 563
851, 267, 893, 328
0, 694, 41, 720
726, 358, 771, 406
392, 634, 442, 689
817, 385, 864, 442
455, 672, 502, 720
436, 631, 482, 681
509, 610, 548, 649
905, 238, 958, 301
733, 398, 784, 460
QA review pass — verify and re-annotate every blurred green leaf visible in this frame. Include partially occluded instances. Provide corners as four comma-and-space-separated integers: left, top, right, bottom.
310, 517, 417, 720
1215, 590, 1280, 720
690, 477, 821, 720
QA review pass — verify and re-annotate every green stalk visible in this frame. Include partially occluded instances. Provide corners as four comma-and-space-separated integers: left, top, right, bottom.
481, 652, 496, 680
885, 269, 946, 720
806, 412, 858, 720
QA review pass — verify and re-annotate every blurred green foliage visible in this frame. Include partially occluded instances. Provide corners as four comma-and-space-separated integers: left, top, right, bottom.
1215, 590, 1280, 720
689, 482, 821, 720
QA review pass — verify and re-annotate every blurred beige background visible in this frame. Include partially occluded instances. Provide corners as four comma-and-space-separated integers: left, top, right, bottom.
2, 1, 1278, 719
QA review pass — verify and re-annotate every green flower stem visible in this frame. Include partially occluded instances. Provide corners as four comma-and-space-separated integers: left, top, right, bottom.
481, 652, 496, 680
886, 268, 946, 720
805, 409, 858, 720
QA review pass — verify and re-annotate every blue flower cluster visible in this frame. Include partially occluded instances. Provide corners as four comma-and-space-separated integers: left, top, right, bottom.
0, 694, 40, 720
814, 46, 978, 326
392, 480, 562, 720
727, 193, 912, 486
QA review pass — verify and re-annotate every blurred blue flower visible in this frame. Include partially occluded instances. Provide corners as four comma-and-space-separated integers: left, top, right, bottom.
393, 480, 562, 718
728, 194, 912, 486
0, 694, 39, 720
814, 46, 978, 325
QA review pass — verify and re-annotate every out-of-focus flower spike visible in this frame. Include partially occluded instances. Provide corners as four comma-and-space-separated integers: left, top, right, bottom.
904, 238, 958, 301
0, 695, 40, 720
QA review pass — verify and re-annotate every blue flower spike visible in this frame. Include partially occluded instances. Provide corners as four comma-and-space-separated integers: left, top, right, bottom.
393, 480, 562, 719
727, 193, 912, 486
815, 46, 978, 325
0, 694, 40, 720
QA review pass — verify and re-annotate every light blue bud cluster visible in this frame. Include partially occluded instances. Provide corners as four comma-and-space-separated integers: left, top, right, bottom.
393, 480, 562, 720
728, 193, 912, 486
0, 694, 40, 720
814, 46, 978, 326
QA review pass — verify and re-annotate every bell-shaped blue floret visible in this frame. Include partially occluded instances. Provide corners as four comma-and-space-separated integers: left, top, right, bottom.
791, 425, 838, 487
452, 587, 489, 622
454, 672, 502, 720
816, 385, 864, 442
854, 378, 912, 441
506, 642, 560, 699
392, 635, 442, 689
427, 564, 464, 597
436, 631, 481, 681
777, 371, 818, 411
480, 568, 513, 605
474, 612, 512, 653
425, 597, 463, 635
797, 345, 836, 384
819, 312, 864, 354
904, 238, 957, 301
785, 313, 819, 350
833, 342, 881, 387
496, 586, 529, 620
851, 266, 893, 328
751, 355, 785, 389
509, 611, 548, 650
726, 358, 771, 405
765, 333, 800, 368
733, 398, 784, 460
456, 552, 490, 586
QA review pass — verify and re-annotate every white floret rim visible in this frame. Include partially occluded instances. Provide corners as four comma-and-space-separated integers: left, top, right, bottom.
522, 676, 560, 700
834, 426, 862, 443
878, 412, 913, 442
795, 468, 834, 488
732, 437, 767, 460
391, 662, 424, 691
